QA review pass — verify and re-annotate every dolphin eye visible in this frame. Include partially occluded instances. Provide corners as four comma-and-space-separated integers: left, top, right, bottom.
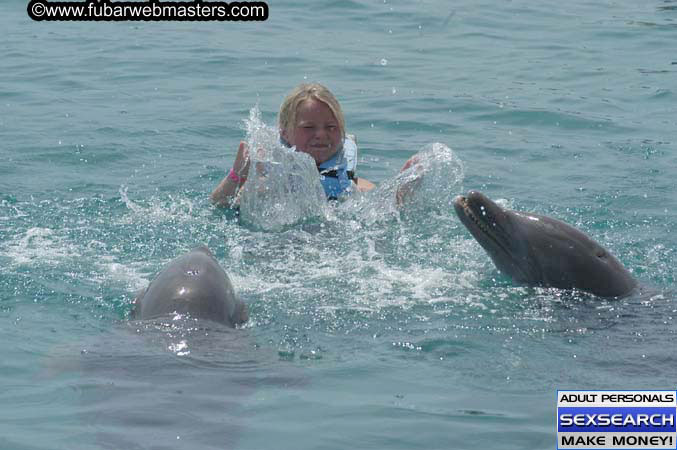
596, 250, 606, 258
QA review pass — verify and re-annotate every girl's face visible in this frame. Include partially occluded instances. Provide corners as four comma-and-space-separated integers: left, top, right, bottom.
282, 99, 342, 165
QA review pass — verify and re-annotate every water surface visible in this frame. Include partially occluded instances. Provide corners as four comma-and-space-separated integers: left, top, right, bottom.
1, 0, 676, 448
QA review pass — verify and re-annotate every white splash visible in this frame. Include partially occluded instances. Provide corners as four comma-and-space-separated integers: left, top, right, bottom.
342, 142, 465, 223
238, 106, 328, 231
1, 227, 80, 267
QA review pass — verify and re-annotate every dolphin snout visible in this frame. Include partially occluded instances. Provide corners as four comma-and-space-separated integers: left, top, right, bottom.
466, 190, 491, 204
453, 191, 493, 211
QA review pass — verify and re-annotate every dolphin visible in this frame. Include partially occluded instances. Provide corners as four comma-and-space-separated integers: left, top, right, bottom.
453, 191, 637, 298
132, 246, 248, 326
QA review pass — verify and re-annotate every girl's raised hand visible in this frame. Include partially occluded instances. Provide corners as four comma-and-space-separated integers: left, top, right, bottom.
232, 141, 250, 179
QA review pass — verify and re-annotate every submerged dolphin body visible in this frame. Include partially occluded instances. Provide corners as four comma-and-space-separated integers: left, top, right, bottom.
453, 191, 637, 298
133, 246, 248, 326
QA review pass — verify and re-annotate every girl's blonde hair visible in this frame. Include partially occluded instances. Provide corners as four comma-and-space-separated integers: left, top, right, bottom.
279, 83, 346, 143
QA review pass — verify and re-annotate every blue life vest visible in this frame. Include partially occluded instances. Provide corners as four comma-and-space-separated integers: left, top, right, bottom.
318, 150, 355, 200
281, 136, 358, 200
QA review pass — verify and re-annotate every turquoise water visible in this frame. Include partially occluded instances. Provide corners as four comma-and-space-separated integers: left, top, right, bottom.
2, 0, 677, 448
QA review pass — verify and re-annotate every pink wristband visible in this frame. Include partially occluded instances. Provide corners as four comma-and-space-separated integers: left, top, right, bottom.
228, 168, 246, 183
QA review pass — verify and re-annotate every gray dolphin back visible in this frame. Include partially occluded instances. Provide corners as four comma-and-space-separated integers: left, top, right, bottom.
133, 246, 248, 326
519, 213, 637, 297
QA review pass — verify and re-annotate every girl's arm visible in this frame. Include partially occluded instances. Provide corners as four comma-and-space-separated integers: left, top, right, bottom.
355, 177, 375, 192
210, 141, 250, 207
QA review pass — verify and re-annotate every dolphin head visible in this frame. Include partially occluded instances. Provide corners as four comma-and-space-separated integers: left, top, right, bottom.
453, 191, 536, 283
453, 191, 637, 297
133, 246, 249, 326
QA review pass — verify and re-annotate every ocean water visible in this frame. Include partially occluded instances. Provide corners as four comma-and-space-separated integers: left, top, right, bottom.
1, 0, 676, 448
